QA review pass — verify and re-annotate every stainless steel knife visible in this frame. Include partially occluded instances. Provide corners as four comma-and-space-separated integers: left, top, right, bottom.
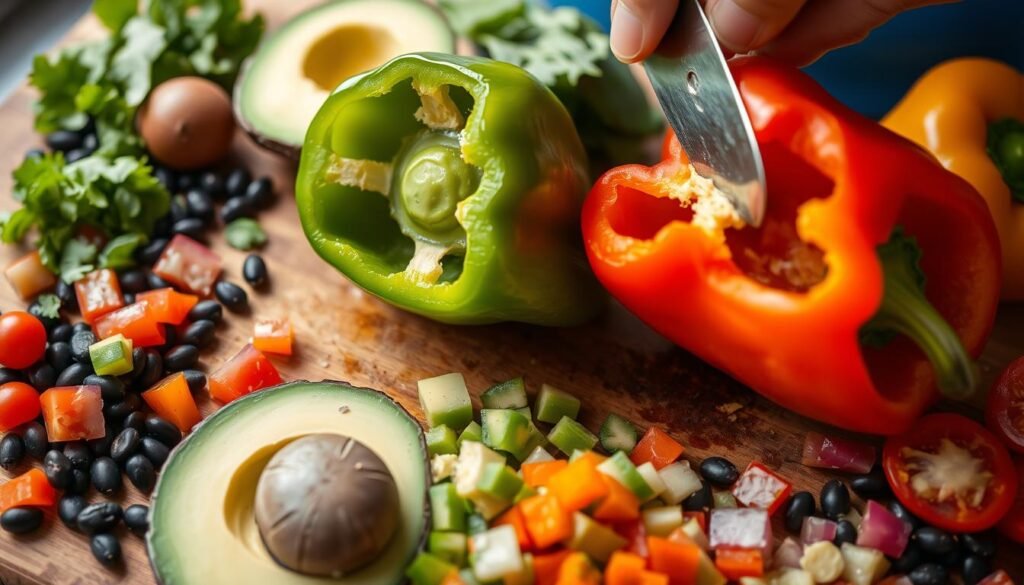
642, 0, 766, 227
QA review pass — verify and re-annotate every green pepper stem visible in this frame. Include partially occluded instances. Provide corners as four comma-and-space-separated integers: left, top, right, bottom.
987, 117, 1024, 203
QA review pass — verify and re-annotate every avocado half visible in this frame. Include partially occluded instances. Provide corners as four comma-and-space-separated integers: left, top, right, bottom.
234, 0, 455, 159
147, 381, 430, 585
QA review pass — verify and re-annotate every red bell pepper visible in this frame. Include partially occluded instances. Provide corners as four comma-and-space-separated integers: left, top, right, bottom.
630, 428, 684, 470
75, 268, 124, 324
208, 344, 282, 404
0, 469, 56, 513
39, 385, 105, 442
94, 301, 166, 347
731, 461, 792, 515
136, 288, 198, 325
580, 57, 1000, 435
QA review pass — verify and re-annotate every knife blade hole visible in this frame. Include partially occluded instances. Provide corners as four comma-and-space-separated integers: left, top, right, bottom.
686, 70, 700, 95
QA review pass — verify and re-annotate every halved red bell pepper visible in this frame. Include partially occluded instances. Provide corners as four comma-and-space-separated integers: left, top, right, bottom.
581, 57, 1000, 435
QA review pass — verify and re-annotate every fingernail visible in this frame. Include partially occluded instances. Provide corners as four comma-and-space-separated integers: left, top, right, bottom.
708, 0, 763, 52
610, 2, 644, 61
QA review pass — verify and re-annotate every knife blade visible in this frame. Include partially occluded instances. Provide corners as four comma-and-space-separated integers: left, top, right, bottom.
642, 0, 766, 227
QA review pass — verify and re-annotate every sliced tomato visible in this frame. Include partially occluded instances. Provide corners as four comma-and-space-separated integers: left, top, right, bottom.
883, 413, 1018, 532
5, 250, 56, 300
988, 357, 1024, 454
75, 268, 124, 324
731, 461, 793, 515
94, 302, 166, 347
208, 344, 282, 404
152, 234, 222, 296
39, 385, 105, 442
252, 316, 294, 356
0, 310, 47, 369
0, 382, 42, 431
136, 288, 199, 325
997, 457, 1024, 544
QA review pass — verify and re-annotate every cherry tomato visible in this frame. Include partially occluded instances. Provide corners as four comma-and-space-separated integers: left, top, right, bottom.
988, 356, 1024, 453
883, 413, 1018, 532
0, 382, 41, 431
997, 457, 1024, 544
0, 310, 46, 369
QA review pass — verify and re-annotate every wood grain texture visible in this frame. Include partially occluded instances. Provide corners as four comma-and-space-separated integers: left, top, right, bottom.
0, 2, 1022, 584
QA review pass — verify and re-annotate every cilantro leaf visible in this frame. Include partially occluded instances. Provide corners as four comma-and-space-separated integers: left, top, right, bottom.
94, 0, 137, 31
99, 233, 145, 270
59, 238, 98, 283
109, 17, 170, 107
34, 294, 62, 319
225, 218, 267, 250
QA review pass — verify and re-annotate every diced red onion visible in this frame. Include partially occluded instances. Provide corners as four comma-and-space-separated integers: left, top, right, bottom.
801, 431, 877, 474
800, 516, 838, 545
773, 537, 804, 569
856, 500, 912, 558
708, 508, 772, 558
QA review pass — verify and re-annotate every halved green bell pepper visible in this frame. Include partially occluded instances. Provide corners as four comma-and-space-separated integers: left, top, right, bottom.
296, 52, 602, 325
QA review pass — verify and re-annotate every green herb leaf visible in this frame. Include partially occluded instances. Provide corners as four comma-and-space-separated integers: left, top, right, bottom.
59, 238, 98, 283
437, 0, 524, 37
109, 17, 169, 107
225, 218, 267, 250
93, 0, 137, 31
35, 294, 62, 319
99, 233, 144, 270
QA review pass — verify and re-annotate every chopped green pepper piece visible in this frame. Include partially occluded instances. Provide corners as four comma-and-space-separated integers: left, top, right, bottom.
476, 462, 524, 502
535, 384, 580, 423
566, 512, 628, 563
481, 409, 534, 460
407, 552, 457, 585
427, 424, 459, 456
430, 483, 468, 532
458, 421, 483, 447
429, 531, 468, 566
481, 377, 528, 409
89, 333, 134, 376
597, 451, 655, 501
547, 416, 598, 456
599, 413, 638, 453
419, 373, 473, 430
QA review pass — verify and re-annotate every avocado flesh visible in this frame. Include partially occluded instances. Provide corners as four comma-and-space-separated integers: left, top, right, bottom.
235, 0, 455, 159
147, 381, 430, 585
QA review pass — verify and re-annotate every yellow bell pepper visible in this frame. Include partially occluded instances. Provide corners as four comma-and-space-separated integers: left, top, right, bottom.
883, 58, 1024, 299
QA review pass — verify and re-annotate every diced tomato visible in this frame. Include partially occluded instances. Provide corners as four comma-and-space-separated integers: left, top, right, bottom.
75, 268, 124, 324
988, 356, 1024, 454
136, 288, 198, 325
152, 234, 222, 296
613, 519, 649, 557
0, 311, 47, 369
252, 316, 294, 356
714, 549, 763, 579
534, 550, 572, 585
0, 469, 56, 513
39, 385, 105, 442
731, 461, 793, 515
997, 457, 1024, 544
5, 250, 55, 299
647, 537, 700, 585
0, 382, 42, 431
143, 373, 203, 433
630, 428, 685, 470
208, 344, 282, 403
883, 413, 1018, 532
94, 302, 166, 347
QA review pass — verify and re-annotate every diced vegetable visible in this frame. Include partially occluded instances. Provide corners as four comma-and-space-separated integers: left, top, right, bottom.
839, 543, 890, 585
522, 460, 568, 488
152, 234, 222, 296
713, 491, 738, 508
471, 524, 524, 582
252, 316, 293, 355
453, 441, 508, 519
481, 409, 533, 460
39, 385, 105, 442
505, 552, 534, 585
801, 431, 876, 474
598, 451, 655, 501
731, 461, 793, 514
671, 518, 710, 551
493, 506, 532, 551
636, 462, 667, 500
142, 373, 203, 433
977, 571, 1015, 585
0, 381, 42, 431
136, 288, 199, 325
684, 511, 707, 534
556, 552, 600, 585
94, 301, 166, 347
799, 541, 844, 584
599, 413, 638, 453
89, 333, 134, 376
406, 552, 457, 585
477, 463, 525, 502
547, 455, 609, 511
533, 550, 572, 585
0, 468, 56, 513
800, 516, 838, 545
514, 484, 536, 504
419, 373, 473, 431
567, 512, 628, 562
709, 508, 772, 558
431, 454, 457, 483
427, 425, 459, 456
547, 416, 598, 455
534, 384, 580, 424
605, 551, 668, 585
855, 500, 911, 558
658, 461, 704, 504
481, 377, 528, 410
648, 536, 701, 585
519, 494, 573, 549
429, 532, 467, 566
715, 549, 764, 580
430, 483, 467, 532
75, 268, 124, 324
458, 421, 482, 447
467, 513, 489, 536
642, 506, 684, 537
630, 428, 685, 470
208, 344, 282, 404
523, 445, 554, 464
6, 251, 56, 300
592, 474, 641, 522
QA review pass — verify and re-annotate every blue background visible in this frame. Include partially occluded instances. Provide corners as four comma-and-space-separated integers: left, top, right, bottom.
552, 0, 1024, 118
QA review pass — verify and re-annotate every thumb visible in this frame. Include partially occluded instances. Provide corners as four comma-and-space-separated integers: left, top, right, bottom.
704, 0, 810, 54
610, 0, 681, 63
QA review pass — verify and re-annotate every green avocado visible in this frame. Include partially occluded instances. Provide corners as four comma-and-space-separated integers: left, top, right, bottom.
234, 0, 455, 159
147, 381, 431, 585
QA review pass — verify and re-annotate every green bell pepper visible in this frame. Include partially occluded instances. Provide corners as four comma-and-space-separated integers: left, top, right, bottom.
296, 52, 602, 325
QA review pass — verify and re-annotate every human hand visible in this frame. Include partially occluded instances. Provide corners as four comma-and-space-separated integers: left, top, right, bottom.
610, 0, 953, 66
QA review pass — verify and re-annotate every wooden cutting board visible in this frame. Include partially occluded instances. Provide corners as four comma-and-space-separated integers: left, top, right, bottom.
0, 2, 1022, 584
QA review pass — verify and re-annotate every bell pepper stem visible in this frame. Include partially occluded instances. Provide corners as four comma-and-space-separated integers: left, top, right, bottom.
987, 117, 1024, 203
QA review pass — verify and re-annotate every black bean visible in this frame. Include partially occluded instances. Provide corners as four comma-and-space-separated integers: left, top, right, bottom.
24, 147, 44, 161
0, 434, 25, 471
134, 351, 163, 390
125, 454, 155, 492
225, 168, 251, 198
185, 189, 214, 223
55, 280, 78, 312
176, 172, 197, 193
110, 427, 140, 464
850, 467, 891, 500
892, 540, 924, 574
783, 491, 814, 533
83, 374, 125, 403
147, 272, 171, 290
140, 437, 170, 469
961, 555, 991, 585
1, 507, 43, 534
245, 176, 274, 209
27, 362, 57, 391
71, 330, 97, 363
242, 254, 268, 288
0, 367, 21, 385
77, 501, 123, 535
889, 500, 922, 530
119, 269, 149, 293
56, 361, 92, 386
172, 217, 205, 241
834, 519, 857, 546
181, 320, 215, 349
960, 532, 995, 558
137, 238, 169, 266
49, 322, 73, 343
154, 167, 177, 192
187, 300, 222, 324
124, 504, 150, 536
914, 526, 956, 556
161, 325, 178, 350
21, 422, 48, 460
58, 494, 87, 529
82, 133, 98, 153
123, 411, 147, 431
44, 449, 73, 489
67, 468, 90, 495
683, 481, 712, 511
169, 196, 188, 224
182, 369, 206, 393
220, 195, 253, 223
91, 456, 121, 495
200, 171, 225, 199
820, 479, 850, 520
164, 344, 199, 372
46, 130, 83, 152
937, 544, 965, 569
64, 441, 93, 470
91, 533, 122, 566
698, 456, 739, 488
145, 416, 182, 447
214, 281, 248, 311
71, 322, 91, 335
127, 347, 147, 381
65, 148, 90, 163
88, 425, 115, 457
122, 292, 134, 305
46, 341, 74, 372
28, 299, 62, 331
103, 393, 141, 421
908, 563, 948, 585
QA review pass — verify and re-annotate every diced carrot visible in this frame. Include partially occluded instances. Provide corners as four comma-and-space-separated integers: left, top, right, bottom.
522, 460, 568, 488
573, 450, 607, 467
556, 552, 601, 585
630, 428, 684, 469
440, 571, 466, 585
606, 551, 670, 585
548, 456, 609, 511
253, 316, 294, 356
714, 549, 763, 579
647, 537, 700, 585
683, 511, 706, 533
136, 288, 198, 325
494, 506, 533, 551
142, 373, 203, 433
520, 494, 573, 549
593, 473, 641, 521
535, 550, 572, 585
0, 469, 56, 513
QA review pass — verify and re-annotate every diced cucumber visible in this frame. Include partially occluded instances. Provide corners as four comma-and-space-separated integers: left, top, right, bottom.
642, 506, 684, 536
481, 377, 528, 410
471, 525, 524, 582
535, 384, 581, 423
523, 445, 554, 464
426, 425, 459, 456
514, 406, 532, 419
430, 483, 467, 532
597, 451, 655, 501
429, 531, 468, 566
658, 461, 703, 504
547, 417, 598, 456
481, 409, 533, 459
418, 373, 473, 430
636, 462, 667, 501
89, 334, 134, 377
567, 512, 628, 563
599, 413, 638, 453
713, 490, 738, 508
477, 463, 524, 502
458, 421, 483, 447
406, 552, 456, 585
